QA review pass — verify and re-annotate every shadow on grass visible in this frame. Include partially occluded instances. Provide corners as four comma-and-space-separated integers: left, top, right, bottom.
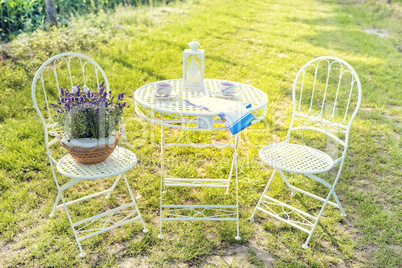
286, 7, 397, 60
110, 54, 168, 81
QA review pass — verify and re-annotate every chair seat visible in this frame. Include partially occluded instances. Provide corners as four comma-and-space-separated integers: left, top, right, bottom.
259, 143, 334, 174
57, 146, 137, 180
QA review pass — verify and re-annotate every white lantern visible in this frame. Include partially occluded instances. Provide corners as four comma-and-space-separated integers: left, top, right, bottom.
183, 39, 205, 90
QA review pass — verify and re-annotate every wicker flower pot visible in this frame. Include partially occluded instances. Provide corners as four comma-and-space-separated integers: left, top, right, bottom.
61, 133, 120, 165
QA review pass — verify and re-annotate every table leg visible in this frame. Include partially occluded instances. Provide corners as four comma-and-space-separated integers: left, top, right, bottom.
235, 134, 241, 240
159, 124, 165, 239
158, 128, 241, 240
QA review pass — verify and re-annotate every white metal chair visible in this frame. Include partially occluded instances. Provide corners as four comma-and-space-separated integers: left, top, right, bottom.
32, 53, 148, 257
251, 56, 362, 248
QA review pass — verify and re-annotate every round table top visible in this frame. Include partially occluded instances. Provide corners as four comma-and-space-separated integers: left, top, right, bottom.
57, 147, 137, 180
134, 78, 268, 117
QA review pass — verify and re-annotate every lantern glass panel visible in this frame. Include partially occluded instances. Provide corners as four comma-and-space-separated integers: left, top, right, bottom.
185, 55, 202, 85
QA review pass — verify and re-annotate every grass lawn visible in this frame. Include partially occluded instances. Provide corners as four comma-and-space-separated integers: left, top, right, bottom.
0, 0, 401, 267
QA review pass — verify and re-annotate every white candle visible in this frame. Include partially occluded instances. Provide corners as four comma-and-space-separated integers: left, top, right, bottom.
187, 60, 201, 85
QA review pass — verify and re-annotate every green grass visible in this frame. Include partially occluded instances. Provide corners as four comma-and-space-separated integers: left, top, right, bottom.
0, 0, 401, 267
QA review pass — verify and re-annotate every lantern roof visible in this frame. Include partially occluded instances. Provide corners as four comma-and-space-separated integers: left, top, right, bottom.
188, 39, 201, 51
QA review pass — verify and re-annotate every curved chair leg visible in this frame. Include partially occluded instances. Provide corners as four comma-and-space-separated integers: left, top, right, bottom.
251, 169, 277, 221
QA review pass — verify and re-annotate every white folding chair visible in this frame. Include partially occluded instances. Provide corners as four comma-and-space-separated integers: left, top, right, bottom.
251, 56, 362, 248
32, 53, 148, 257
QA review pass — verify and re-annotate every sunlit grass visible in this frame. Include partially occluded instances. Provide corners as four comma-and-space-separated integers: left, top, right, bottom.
0, 0, 401, 267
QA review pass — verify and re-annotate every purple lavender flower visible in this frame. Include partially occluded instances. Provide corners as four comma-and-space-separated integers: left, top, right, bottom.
50, 84, 128, 139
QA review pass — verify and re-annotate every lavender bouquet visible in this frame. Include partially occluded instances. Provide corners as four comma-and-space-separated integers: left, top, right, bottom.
51, 82, 129, 140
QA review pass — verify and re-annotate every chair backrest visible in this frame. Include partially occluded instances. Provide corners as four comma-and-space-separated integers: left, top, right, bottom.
31, 52, 110, 162
287, 56, 362, 155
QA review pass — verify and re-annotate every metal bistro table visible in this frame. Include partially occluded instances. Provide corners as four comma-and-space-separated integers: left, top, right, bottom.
134, 78, 268, 239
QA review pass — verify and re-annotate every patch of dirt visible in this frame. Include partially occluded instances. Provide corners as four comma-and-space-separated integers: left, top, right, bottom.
383, 113, 402, 134
351, 169, 396, 215
339, 0, 366, 6
360, 107, 375, 112
203, 240, 274, 267
118, 256, 152, 268
384, 113, 402, 129
105, 241, 126, 256
342, 213, 374, 266
364, 28, 390, 38
277, 52, 289, 58
361, 106, 401, 136
0, 241, 21, 268
383, 114, 400, 121
148, 7, 187, 23
365, 243, 378, 254
272, 105, 290, 128
0, 204, 58, 266
0, 226, 34, 267
389, 243, 401, 254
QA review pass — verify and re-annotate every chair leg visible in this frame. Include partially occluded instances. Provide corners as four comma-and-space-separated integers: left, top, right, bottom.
49, 191, 61, 217
122, 174, 148, 233
302, 160, 347, 248
332, 191, 347, 217
302, 189, 333, 249
251, 169, 277, 221
278, 170, 296, 196
58, 190, 86, 257
105, 174, 122, 199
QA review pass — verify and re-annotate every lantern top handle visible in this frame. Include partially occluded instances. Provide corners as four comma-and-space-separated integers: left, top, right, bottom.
188, 39, 201, 51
